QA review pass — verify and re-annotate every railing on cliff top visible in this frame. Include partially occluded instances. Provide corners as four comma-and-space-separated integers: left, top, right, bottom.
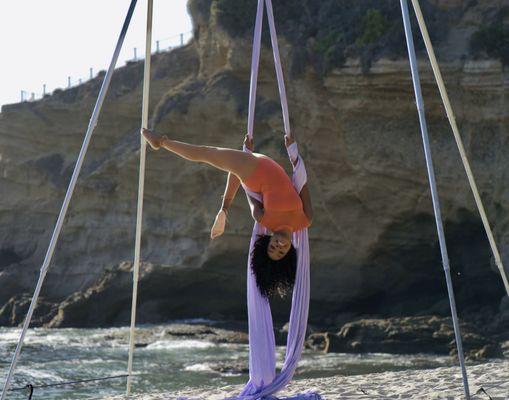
19, 30, 193, 103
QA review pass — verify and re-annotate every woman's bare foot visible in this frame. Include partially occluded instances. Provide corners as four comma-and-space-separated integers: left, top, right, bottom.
141, 128, 166, 150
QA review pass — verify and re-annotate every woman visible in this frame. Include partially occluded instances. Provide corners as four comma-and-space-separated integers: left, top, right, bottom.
141, 128, 312, 298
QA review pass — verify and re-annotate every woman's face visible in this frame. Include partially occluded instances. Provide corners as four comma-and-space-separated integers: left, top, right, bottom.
267, 231, 291, 260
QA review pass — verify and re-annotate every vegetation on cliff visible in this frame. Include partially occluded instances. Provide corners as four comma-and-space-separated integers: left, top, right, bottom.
212, 0, 451, 73
470, 8, 509, 65
212, 0, 509, 73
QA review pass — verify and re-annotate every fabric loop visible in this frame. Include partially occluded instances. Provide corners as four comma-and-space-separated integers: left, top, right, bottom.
286, 142, 299, 164
237, 0, 316, 398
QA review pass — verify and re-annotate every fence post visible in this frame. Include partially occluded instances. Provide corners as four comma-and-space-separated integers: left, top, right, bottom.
90, 67, 93, 79
180, 33, 184, 46
43, 84, 46, 96
20, 90, 24, 102
156, 40, 160, 53
31, 93, 35, 101
68, 76, 71, 88
134, 47, 137, 60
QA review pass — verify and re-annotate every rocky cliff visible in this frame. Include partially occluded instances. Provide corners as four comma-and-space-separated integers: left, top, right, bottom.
0, 0, 507, 328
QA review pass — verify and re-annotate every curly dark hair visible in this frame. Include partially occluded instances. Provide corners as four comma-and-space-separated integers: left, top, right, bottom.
251, 235, 297, 299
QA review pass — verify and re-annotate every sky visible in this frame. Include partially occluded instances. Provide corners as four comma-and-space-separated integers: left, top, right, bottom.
0, 0, 192, 108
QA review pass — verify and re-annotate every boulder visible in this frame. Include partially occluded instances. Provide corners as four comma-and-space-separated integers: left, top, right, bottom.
305, 316, 504, 360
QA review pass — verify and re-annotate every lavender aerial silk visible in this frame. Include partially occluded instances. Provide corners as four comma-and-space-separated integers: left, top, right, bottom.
232, 1, 318, 398
238, 163, 315, 400
179, 2, 316, 398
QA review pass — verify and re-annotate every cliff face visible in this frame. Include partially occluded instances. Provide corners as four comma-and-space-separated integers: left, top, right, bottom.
0, 0, 507, 327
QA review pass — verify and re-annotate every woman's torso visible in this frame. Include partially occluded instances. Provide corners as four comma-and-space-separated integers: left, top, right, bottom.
242, 154, 309, 232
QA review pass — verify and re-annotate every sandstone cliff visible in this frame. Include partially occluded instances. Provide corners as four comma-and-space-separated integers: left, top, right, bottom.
0, 0, 507, 328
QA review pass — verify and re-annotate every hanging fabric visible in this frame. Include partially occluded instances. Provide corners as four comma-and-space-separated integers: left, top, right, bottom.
234, 0, 319, 398
239, 169, 315, 400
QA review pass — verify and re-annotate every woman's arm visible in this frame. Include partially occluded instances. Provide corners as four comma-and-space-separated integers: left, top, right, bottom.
211, 166, 242, 239
299, 183, 313, 224
220, 173, 241, 213
210, 134, 254, 238
219, 134, 254, 212
246, 193, 264, 222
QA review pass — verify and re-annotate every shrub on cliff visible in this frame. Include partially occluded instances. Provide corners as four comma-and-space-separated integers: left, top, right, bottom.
212, 0, 306, 40
212, 0, 255, 37
355, 9, 391, 47
310, 1, 434, 73
211, 0, 448, 74
470, 23, 509, 65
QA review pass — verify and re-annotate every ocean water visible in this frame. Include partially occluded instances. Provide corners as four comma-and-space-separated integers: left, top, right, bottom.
0, 325, 453, 399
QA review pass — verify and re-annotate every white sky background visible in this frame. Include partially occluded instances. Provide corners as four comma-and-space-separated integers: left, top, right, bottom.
0, 0, 192, 108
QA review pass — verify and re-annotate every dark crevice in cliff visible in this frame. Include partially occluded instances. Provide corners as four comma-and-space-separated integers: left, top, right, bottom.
25, 153, 67, 188
470, 7, 509, 66
0, 248, 24, 270
154, 81, 207, 124
354, 211, 505, 317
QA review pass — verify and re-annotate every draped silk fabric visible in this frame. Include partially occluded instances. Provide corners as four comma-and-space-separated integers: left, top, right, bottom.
177, 1, 317, 398
231, 0, 318, 398
237, 157, 315, 400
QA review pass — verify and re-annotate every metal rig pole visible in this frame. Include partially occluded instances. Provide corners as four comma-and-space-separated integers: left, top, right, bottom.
410, 0, 509, 296
0, 1, 138, 399
126, 0, 153, 396
399, 1, 470, 398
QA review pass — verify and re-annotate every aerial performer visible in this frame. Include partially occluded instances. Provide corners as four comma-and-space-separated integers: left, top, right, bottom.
142, 128, 318, 399
140, 0, 318, 396
141, 129, 312, 298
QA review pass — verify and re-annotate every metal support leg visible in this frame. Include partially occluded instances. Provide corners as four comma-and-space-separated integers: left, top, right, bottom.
126, 0, 153, 396
399, 1, 470, 398
0, 1, 138, 399
410, 0, 509, 297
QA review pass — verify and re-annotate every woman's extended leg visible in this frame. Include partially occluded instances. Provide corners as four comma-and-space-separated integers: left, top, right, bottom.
142, 129, 258, 181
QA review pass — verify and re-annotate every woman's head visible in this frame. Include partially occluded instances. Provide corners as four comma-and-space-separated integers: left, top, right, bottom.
251, 235, 297, 299
267, 230, 292, 260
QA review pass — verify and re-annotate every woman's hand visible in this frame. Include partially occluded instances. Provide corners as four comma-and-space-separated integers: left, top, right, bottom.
285, 133, 299, 166
284, 133, 295, 148
244, 134, 254, 151
210, 209, 227, 239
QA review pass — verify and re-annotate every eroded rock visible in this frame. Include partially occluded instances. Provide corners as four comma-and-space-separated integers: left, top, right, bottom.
305, 316, 504, 361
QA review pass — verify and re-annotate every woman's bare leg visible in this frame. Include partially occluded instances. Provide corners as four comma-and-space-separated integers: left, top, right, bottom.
142, 129, 258, 181
161, 140, 258, 180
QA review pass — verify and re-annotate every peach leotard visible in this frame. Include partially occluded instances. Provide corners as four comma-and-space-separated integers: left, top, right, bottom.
243, 154, 310, 232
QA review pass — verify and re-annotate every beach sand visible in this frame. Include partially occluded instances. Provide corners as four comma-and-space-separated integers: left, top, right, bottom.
102, 360, 508, 399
